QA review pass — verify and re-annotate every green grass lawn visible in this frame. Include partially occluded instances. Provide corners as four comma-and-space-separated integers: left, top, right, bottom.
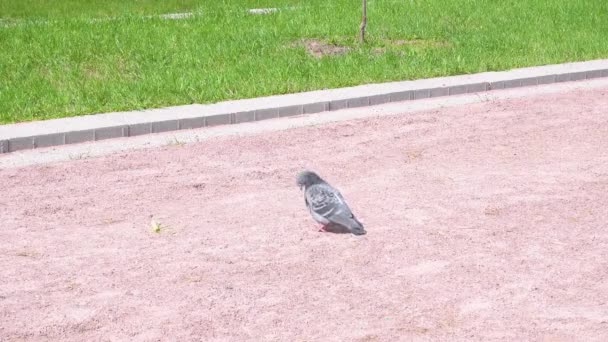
1, 0, 608, 124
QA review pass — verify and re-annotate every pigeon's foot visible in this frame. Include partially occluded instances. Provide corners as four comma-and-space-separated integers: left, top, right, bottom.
318, 225, 328, 232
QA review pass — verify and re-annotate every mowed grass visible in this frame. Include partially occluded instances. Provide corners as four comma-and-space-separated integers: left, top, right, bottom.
1, 0, 608, 123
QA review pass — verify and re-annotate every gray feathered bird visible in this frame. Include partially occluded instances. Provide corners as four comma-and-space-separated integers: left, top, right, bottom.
296, 170, 366, 235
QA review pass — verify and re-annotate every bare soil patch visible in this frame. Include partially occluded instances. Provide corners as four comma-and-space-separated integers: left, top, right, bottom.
1, 86, 608, 341
299, 38, 350, 58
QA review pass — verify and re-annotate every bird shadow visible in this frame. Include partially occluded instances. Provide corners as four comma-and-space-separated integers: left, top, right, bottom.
322, 223, 352, 234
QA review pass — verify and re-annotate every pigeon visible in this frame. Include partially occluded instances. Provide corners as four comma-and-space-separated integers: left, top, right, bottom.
296, 170, 366, 235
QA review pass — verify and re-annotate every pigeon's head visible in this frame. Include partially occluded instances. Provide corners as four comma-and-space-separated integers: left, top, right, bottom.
296, 170, 323, 190
349, 216, 367, 236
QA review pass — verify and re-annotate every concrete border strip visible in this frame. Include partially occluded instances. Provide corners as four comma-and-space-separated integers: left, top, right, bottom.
1, 58, 608, 154
3, 77, 608, 169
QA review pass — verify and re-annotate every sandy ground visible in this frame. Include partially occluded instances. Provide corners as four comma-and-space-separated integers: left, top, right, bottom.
1, 83, 608, 341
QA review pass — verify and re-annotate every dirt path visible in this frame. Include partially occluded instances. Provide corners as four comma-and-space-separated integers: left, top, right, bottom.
1, 85, 608, 341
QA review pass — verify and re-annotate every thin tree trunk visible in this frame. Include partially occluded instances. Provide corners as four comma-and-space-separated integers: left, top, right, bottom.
359, 0, 367, 43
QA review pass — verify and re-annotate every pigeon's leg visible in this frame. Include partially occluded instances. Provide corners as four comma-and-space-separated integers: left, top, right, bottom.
318, 224, 328, 232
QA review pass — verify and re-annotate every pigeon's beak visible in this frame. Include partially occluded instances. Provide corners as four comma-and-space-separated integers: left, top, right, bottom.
352, 229, 367, 236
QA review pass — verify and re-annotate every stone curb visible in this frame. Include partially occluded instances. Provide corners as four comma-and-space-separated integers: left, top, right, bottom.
2, 59, 608, 154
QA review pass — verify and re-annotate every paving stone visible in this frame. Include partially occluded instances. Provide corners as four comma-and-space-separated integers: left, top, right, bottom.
430, 87, 449, 98
413, 89, 430, 100
389, 91, 412, 102
279, 105, 303, 117
66, 130, 95, 144
449, 85, 467, 95
179, 117, 206, 129
329, 100, 348, 111
152, 120, 179, 133
9, 137, 34, 152
129, 123, 152, 136
255, 108, 279, 121
369, 94, 391, 105
233, 111, 255, 124
304, 102, 329, 114
467, 83, 489, 93
34, 133, 65, 148
347, 97, 369, 108
205, 114, 231, 127
96, 126, 128, 140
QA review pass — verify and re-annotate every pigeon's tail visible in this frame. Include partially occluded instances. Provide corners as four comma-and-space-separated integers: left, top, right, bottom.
328, 213, 366, 235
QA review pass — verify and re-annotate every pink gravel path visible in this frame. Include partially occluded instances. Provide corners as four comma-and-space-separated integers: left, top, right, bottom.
1, 86, 608, 341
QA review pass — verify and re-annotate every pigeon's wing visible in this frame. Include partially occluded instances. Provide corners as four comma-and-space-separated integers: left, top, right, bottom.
305, 183, 354, 224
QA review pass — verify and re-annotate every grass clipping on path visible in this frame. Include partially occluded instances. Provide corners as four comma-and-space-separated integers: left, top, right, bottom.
1, 0, 608, 123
